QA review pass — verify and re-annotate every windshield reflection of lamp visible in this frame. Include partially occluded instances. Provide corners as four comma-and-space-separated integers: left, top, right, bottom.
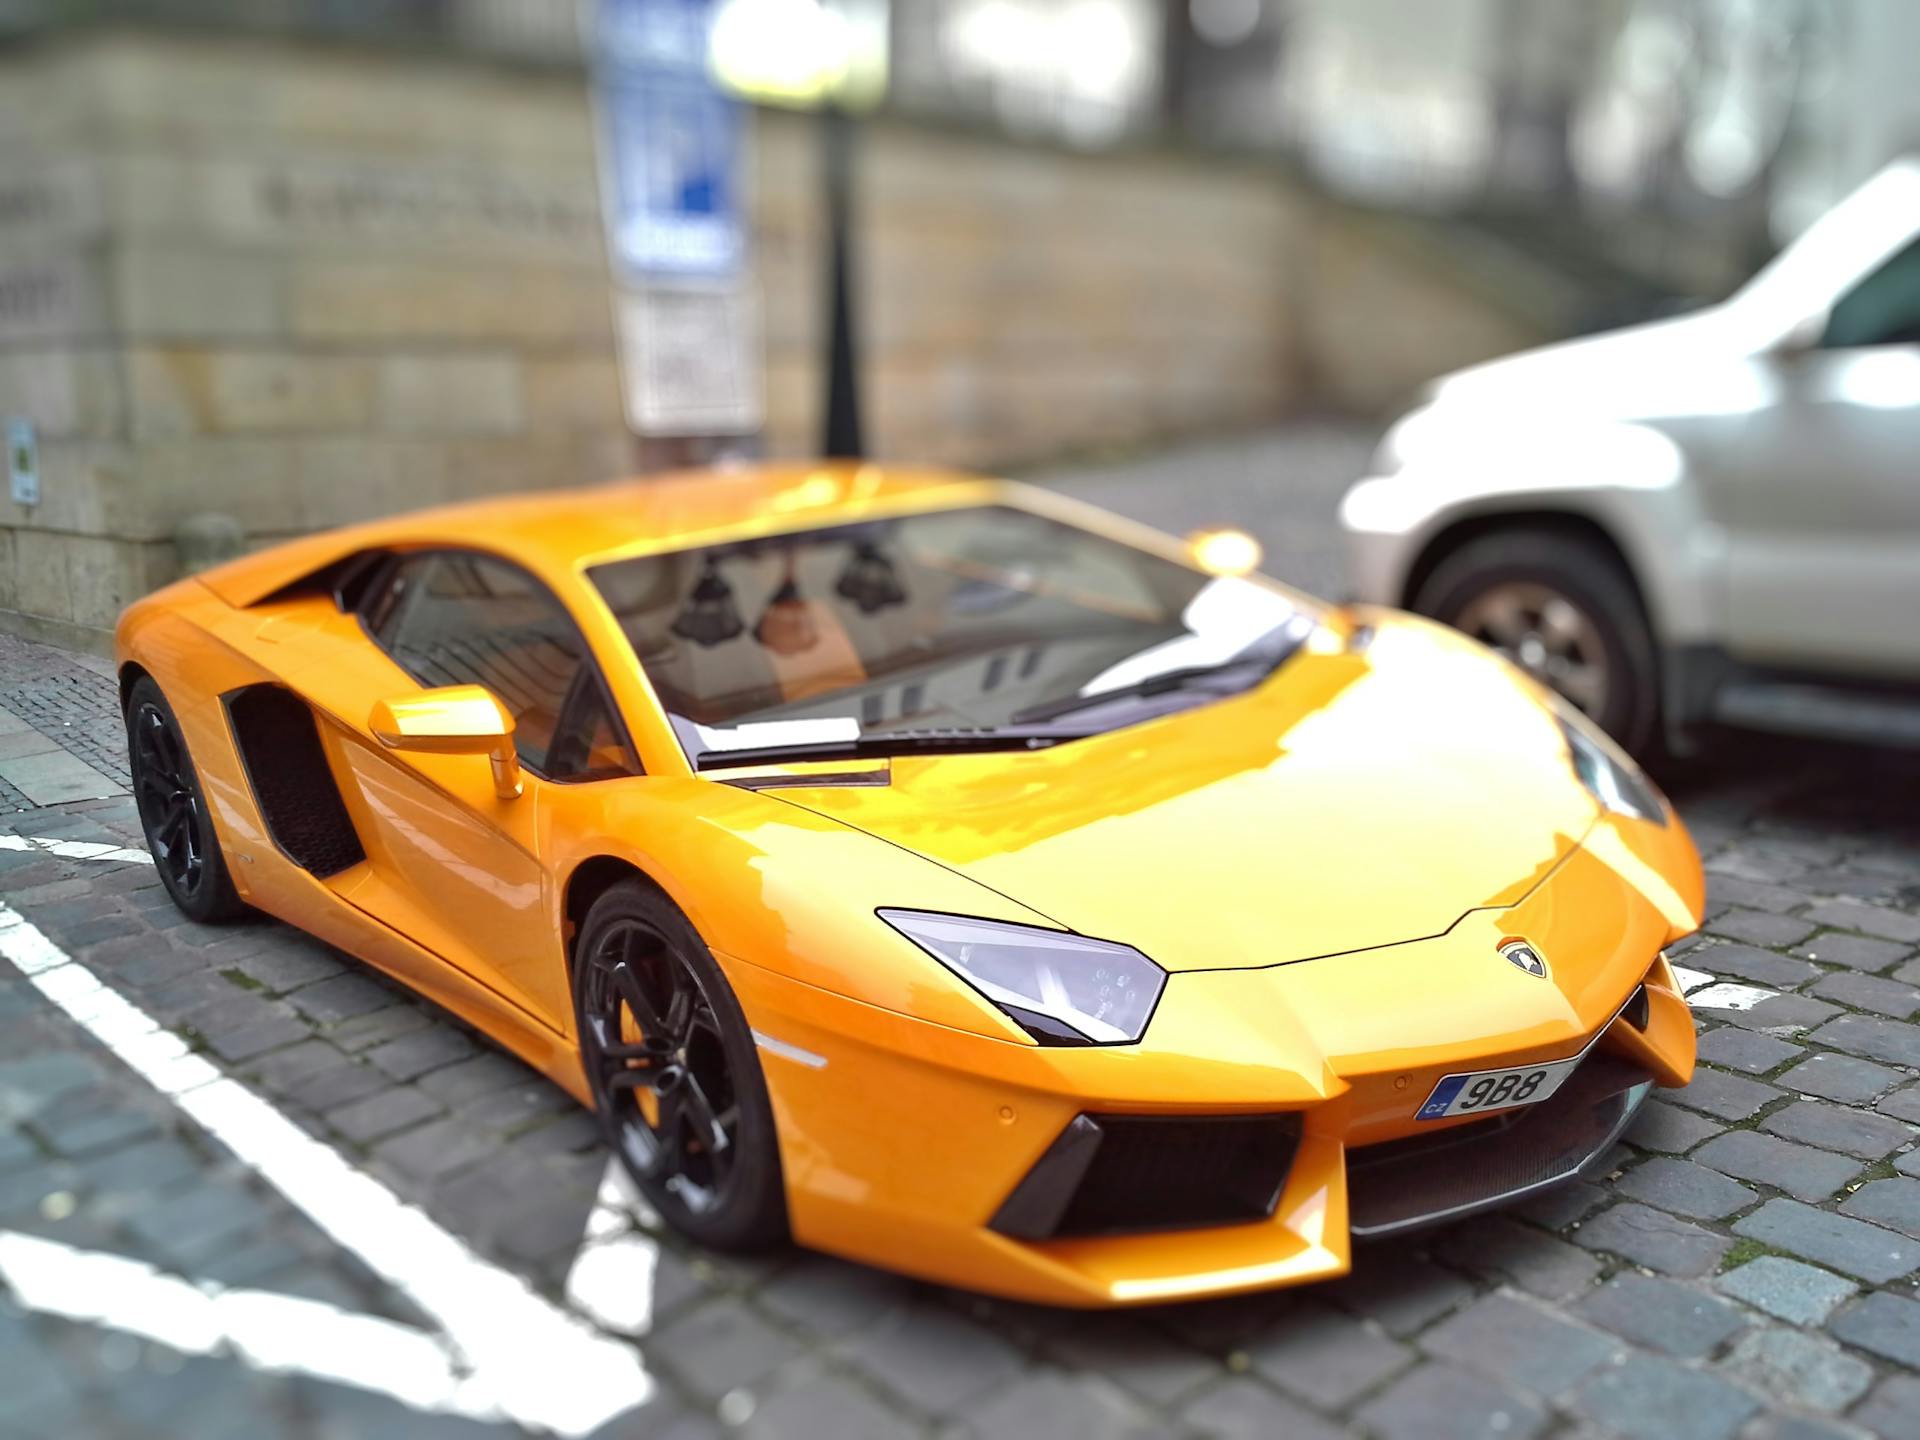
755, 554, 820, 656
669, 557, 746, 648
834, 541, 908, 613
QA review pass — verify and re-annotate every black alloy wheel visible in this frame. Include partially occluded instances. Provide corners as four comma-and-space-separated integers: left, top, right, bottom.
574, 881, 786, 1250
124, 674, 245, 921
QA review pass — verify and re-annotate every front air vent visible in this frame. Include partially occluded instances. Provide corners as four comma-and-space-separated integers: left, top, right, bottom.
224, 685, 366, 878
992, 1112, 1302, 1240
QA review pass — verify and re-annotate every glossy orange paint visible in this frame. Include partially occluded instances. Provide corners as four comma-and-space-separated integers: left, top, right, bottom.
115, 463, 1703, 1306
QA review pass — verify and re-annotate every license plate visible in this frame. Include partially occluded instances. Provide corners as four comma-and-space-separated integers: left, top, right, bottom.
1415, 1056, 1582, 1121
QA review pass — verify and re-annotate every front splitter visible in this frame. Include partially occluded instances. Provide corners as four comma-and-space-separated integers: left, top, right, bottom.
1346, 1054, 1653, 1239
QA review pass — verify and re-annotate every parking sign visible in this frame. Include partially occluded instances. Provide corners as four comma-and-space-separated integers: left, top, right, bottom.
591, 0, 744, 286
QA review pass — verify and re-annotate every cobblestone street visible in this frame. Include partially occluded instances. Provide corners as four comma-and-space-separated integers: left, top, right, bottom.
3, 434, 1920, 1438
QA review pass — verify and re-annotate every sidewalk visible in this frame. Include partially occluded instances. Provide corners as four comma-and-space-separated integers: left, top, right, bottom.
3, 435, 1920, 1438
0, 643, 125, 813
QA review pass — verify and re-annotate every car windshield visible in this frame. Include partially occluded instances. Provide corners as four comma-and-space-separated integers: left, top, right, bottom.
588, 504, 1312, 768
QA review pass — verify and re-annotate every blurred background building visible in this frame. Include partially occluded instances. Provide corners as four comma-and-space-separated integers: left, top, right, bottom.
1, 0, 1917, 649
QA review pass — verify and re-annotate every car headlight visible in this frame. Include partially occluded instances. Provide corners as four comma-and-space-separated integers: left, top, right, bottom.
1557, 706, 1668, 826
878, 910, 1166, 1045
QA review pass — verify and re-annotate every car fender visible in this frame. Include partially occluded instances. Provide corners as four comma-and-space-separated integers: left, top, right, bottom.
542, 778, 1064, 1046
1339, 418, 1726, 647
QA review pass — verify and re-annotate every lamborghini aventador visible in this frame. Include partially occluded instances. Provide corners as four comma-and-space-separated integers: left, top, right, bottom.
115, 464, 1703, 1306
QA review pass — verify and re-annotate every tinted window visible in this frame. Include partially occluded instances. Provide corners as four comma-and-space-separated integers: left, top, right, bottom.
1823, 237, 1920, 349
369, 552, 636, 780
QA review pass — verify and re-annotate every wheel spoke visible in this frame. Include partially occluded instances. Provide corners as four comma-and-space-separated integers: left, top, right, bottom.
606, 1066, 675, 1096
156, 720, 185, 781
608, 958, 669, 1036
141, 712, 180, 783
617, 1123, 671, 1181
583, 1012, 659, 1065
1470, 589, 1529, 648
155, 805, 188, 856
674, 1070, 731, 1154
1538, 597, 1586, 649
663, 983, 694, 1041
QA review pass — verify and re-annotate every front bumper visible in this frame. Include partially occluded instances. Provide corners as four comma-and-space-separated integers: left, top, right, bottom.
724, 868, 1696, 1306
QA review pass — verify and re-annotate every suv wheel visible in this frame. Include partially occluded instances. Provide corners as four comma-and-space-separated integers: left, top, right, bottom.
1413, 528, 1661, 755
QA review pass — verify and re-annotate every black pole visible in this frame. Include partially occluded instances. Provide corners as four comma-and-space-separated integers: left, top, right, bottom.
821, 101, 864, 460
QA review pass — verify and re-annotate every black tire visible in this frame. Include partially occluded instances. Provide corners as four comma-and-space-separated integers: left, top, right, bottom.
124, 674, 248, 923
1413, 528, 1662, 756
573, 880, 787, 1252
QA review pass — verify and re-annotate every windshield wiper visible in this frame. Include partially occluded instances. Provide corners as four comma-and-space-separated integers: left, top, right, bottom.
1009, 615, 1315, 725
693, 727, 1095, 772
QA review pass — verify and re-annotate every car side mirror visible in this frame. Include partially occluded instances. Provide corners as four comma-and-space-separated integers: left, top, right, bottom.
370, 685, 522, 799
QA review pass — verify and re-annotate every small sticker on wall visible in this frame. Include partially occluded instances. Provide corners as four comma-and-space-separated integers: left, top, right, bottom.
7, 418, 37, 506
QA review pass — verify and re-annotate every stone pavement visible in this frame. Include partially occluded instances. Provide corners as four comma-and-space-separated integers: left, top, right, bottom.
1, 431, 1919, 1439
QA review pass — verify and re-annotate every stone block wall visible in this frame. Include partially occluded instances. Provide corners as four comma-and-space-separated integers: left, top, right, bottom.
0, 30, 1551, 650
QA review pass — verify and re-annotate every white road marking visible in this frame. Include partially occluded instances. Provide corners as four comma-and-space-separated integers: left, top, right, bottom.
0, 833, 151, 865
0, 901, 656, 1435
1672, 953, 1789, 1015
0, 1229, 468, 1409
564, 1164, 662, 1338
1670, 964, 1716, 994
1687, 981, 1784, 1013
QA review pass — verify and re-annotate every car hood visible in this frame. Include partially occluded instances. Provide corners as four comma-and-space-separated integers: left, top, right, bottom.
759, 614, 1606, 972
1409, 306, 1757, 429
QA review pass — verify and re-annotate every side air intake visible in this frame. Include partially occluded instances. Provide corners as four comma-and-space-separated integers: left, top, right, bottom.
224, 685, 366, 878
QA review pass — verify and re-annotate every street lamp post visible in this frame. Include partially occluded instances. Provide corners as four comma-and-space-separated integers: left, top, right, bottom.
820, 99, 864, 460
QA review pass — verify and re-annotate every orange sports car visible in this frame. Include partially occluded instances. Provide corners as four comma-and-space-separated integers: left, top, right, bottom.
115, 464, 1703, 1306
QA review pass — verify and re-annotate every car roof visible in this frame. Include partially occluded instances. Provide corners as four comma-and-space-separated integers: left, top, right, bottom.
198, 462, 1012, 608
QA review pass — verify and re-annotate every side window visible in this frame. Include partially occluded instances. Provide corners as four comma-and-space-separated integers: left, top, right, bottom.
1822, 237, 1920, 350
367, 552, 638, 781
546, 676, 634, 781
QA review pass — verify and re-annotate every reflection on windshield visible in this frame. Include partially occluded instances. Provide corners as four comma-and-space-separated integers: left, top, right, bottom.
588, 505, 1308, 763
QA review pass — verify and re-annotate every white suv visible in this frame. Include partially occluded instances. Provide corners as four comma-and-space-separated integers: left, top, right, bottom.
1340, 160, 1920, 755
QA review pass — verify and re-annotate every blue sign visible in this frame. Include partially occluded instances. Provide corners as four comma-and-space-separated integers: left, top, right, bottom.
592, 0, 744, 284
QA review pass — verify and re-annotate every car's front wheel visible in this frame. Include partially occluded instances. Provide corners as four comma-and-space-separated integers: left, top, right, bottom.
572, 880, 787, 1252
1413, 528, 1661, 755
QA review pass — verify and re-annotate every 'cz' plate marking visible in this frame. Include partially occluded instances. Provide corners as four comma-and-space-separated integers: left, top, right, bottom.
1416, 1055, 1582, 1121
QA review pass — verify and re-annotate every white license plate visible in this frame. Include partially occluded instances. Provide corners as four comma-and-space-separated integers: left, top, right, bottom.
1415, 1056, 1582, 1121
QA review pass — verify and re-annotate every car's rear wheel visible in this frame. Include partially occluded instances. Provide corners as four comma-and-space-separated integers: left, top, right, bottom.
573, 881, 786, 1252
1413, 528, 1661, 755
125, 675, 247, 923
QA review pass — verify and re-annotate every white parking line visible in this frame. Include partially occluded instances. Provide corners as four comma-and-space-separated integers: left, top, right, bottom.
0, 1229, 470, 1409
1685, 981, 1783, 1012
1670, 964, 1717, 994
1671, 958, 1784, 1014
564, 1166, 662, 1338
0, 833, 151, 865
0, 901, 656, 1435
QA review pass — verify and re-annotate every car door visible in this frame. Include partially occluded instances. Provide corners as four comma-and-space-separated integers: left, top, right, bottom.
1725, 235, 1920, 674
317, 549, 640, 1030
